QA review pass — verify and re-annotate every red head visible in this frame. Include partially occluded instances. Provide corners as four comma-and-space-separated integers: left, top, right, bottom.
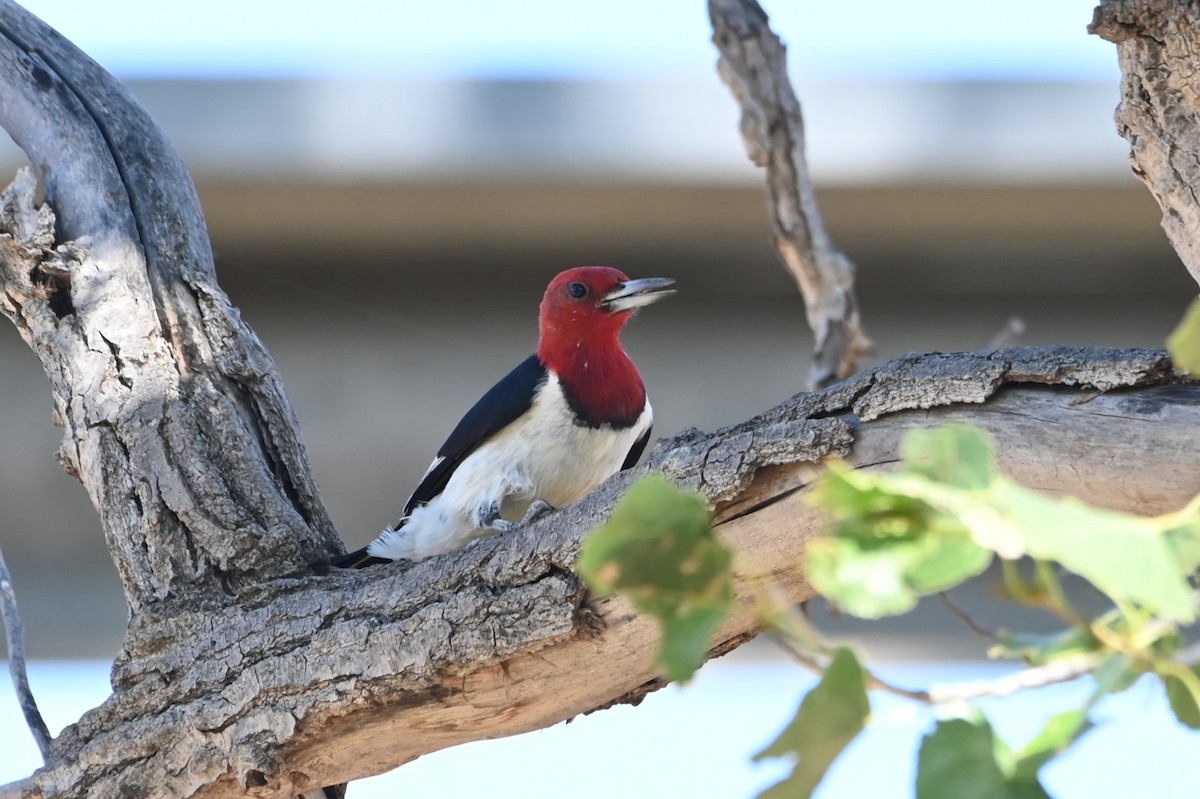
536, 266, 674, 424
537, 266, 674, 357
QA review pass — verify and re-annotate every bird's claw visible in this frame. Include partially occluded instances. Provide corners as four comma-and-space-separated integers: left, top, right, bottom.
479, 500, 557, 534
522, 499, 556, 524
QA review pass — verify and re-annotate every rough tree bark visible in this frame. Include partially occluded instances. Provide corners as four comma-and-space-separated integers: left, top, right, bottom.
1091, 0, 1200, 289
710, 0, 871, 389
0, 4, 340, 613
0, 2, 1197, 799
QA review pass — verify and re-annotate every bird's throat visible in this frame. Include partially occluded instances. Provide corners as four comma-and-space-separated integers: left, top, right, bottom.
539, 338, 646, 429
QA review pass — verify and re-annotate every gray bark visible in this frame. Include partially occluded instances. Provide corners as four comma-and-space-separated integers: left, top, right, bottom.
1091, 0, 1200, 288
709, 0, 871, 389
0, 1, 1196, 799
0, 1, 340, 614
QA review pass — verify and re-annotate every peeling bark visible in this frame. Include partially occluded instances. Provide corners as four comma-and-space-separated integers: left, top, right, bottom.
1091, 0, 1200, 288
0, 1, 340, 613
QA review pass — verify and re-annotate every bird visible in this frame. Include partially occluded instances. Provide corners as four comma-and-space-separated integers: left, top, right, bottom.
335, 265, 675, 568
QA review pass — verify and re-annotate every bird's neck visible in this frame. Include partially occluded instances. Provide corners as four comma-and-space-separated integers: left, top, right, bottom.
538, 334, 645, 428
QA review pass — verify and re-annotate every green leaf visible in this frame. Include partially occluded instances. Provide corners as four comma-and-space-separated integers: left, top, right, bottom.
811, 422, 1200, 626
993, 484, 1200, 622
1012, 708, 1094, 780
814, 466, 936, 540
807, 529, 992, 618
917, 717, 1051, 799
1159, 664, 1200, 729
1167, 296, 1200, 376
902, 423, 997, 490
920, 709, 1092, 797
807, 464, 993, 617
1091, 653, 1143, 696
1163, 675, 1200, 729
1161, 496, 1200, 576
754, 647, 870, 799
905, 537, 993, 593
577, 475, 732, 683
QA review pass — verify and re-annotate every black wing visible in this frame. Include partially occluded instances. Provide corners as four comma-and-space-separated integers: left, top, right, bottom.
402, 354, 548, 517
621, 424, 652, 471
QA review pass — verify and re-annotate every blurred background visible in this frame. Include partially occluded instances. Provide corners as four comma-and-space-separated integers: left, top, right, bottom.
0, 1, 1196, 795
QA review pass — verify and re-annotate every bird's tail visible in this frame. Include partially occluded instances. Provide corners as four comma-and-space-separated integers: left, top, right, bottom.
332, 546, 390, 569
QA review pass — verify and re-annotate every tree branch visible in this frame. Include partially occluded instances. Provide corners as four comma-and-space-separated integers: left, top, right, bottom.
1091, 0, 1200, 289
0, 0, 340, 613
0, 281, 1191, 798
0, 542, 51, 761
938, 592, 1000, 644
709, 0, 871, 389
927, 654, 1104, 703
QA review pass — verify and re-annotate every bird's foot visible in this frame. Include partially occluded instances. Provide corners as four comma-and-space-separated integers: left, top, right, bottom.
477, 500, 557, 533
477, 502, 516, 533
521, 499, 556, 524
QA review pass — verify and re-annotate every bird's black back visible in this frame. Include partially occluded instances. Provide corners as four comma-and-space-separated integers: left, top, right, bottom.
402, 354, 549, 517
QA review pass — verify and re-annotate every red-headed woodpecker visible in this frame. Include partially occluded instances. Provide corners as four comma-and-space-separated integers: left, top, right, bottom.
336, 266, 674, 567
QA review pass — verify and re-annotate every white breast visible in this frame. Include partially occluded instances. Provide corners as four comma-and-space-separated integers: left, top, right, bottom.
367, 373, 651, 561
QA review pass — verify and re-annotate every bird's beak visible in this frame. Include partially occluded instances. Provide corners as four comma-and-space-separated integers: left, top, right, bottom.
600, 277, 676, 313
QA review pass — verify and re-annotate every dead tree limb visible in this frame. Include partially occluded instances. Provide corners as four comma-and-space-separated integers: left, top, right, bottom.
1091, 1, 1200, 289
0, 0, 341, 614
709, 0, 871, 389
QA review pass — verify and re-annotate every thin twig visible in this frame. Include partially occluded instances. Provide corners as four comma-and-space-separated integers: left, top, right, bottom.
767, 585, 1105, 705
938, 592, 1000, 643
709, 0, 871, 389
765, 628, 931, 702
770, 623, 1100, 705
0, 543, 51, 760
926, 653, 1103, 703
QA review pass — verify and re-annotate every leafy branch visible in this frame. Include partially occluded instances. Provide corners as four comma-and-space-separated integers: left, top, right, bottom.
579, 418, 1200, 798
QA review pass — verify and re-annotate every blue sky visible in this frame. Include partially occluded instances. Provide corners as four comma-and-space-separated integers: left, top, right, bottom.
20, 0, 1118, 80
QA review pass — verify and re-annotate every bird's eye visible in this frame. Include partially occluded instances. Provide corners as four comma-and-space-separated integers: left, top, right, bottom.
567, 281, 589, 299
